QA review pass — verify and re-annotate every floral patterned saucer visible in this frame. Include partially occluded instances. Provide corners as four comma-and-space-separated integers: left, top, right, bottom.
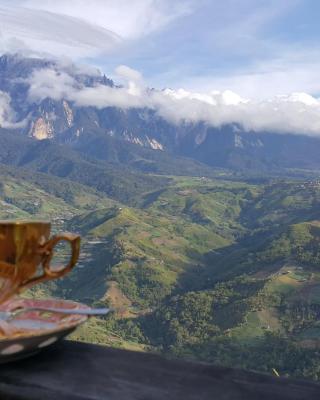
0, 297, 89, 363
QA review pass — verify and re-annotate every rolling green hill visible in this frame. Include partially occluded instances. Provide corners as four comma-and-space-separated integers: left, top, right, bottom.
64, 177, 320, 379
1, 161, 320, 379
0, 164, 115, 218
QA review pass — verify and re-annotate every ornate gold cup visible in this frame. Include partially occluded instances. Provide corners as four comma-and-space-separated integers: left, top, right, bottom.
0, 221, 80, 304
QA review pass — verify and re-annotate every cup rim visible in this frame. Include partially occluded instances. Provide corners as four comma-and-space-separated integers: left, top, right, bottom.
0, 220, 51, 225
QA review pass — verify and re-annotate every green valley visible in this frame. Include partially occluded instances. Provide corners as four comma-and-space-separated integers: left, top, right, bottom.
1, 165, 320, 380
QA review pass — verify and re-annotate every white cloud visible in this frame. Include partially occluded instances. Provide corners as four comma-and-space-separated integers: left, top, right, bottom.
0, 4, 121, 58
115, 65, 142, 82
0, 91, 25, 128
27, 69, 76, 102
153, 88, 320, 136
0, 0, 194, 58
22, 0, 195, 39
27, 67, 146, 109
75, 85, 146, 109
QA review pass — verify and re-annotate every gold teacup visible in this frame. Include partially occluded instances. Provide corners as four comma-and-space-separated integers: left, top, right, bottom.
0, 221, 80, 304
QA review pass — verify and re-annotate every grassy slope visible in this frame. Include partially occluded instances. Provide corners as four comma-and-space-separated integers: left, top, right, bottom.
66, 177, 252, 308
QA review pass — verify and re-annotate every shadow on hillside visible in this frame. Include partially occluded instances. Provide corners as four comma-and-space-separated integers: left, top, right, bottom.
176, 228, 286, 293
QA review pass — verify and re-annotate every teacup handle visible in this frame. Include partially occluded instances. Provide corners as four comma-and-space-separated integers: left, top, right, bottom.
20, 233, 81, 289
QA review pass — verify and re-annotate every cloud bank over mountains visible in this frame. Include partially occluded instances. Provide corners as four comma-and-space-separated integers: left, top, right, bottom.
1, 1, 320, 101
23, 64, 320, 137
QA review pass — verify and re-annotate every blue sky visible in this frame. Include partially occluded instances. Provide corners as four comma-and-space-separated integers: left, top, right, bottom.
1, 0, 320, 97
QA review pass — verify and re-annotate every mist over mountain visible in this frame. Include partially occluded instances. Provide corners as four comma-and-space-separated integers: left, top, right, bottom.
0, 52, 320, 173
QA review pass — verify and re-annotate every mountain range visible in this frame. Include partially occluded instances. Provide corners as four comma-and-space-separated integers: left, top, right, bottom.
1, 53, 320, 174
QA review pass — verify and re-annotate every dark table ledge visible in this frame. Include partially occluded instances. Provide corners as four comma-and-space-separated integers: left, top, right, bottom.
0, 340, 320, 400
